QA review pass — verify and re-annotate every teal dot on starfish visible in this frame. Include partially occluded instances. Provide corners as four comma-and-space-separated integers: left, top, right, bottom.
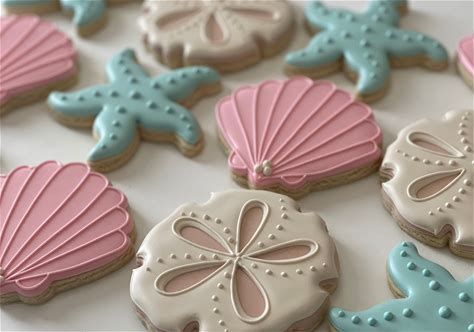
368, 317, 377, 326
361, 24, 371, 33
128, 77, 138, 84
180, 114, 188, 121
60, 95, 67, 101
351, 315, 360, 324
122, 68, 131, 75
407, 262, 416, 270
384, 311, 394, 321
438, 306, 452, 319
385, 30, 395, 38
147, 101, 157, 109
417, 34, 426, 41
112, 120, 120, 127
180, 72, 187, 78
101, 144, 107, 150
337, 310, 345, 317
341, 30, 351, 38
429, 280, 441, 290
422, 268, 431, 276
93, 90, 102, 97
116, 106, 126, 114
77, 95, 84, 101
400, 250, 408, 257
129, 91, 141, 99
151, 82, 160, 89
468, 324, 474, 332
167, 78, 176, 84
402, 242, 409, 247
360, 39, 370, 47
109, 90, 119, 97
109, 133, 117, 140
403, 35, 412, 42
459, 292, 470, 302
403, 308, 413, 317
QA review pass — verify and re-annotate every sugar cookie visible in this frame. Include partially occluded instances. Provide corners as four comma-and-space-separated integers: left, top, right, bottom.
0, 15, 77, 115
380, 110, 473, 259
216, 77, 382, 198
0, 161, 134, 304
139, 0, 294, 72
456, 35, 474, 89
48, 49, 221, 173
329, 242, 473, 332
285, 0, 448, 102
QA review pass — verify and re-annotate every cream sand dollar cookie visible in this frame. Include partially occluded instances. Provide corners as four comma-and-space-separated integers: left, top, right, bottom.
139, 0, 294, 72
380, 110, 473, 259
130, 190, 339, 331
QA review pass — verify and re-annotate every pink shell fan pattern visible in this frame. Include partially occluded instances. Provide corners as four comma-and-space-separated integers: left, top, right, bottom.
0, 161, 134, 303
0, 16, 76, 112
216, 77, 382, 195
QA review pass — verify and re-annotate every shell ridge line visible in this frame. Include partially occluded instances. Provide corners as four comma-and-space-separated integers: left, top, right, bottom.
269, 83, 338, 164
259, 80, 315, 160
1, 17, 40, 67
3, 169, 91, 273
2, 33, 71, 79
0, 163, 60, 263
1, 24, 58, 73
276, 100, 360, 169
6, 180, 111, 277
0, 16, 16, 38
9, 206, 131, 280
251, 82, 261, 160
231, 89, 256, 166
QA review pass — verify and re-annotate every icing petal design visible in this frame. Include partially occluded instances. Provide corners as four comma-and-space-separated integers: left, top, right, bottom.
139, 0, 294, 71
329, 242, 474, 331
131, 190, 339, 331
216, 77, 382, 197
48, 48, 221, 172
381, 110, 473, 258
0, 161, 134, 303
285, 0, 448, 101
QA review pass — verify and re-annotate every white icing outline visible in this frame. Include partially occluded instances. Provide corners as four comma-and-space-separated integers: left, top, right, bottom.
407, 131, 465, 158
245, 239, 319, 264
407, 168, 466, 202
235, 200, 270, 254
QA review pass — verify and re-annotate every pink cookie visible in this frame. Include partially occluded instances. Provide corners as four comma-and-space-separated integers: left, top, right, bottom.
0, 15, 77, 115
456, 35, 474, 89
0, 161, 135, 304
215, 77, 383, 198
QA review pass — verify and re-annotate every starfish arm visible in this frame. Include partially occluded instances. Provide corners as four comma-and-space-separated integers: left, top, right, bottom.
60, 0, 106, 26
343, 47, 390, 95
138, 100, 201, 146
106, 49, 150, 84
364, 0, 406, 26
385, 29, 448, 65
285, 31, 343, 69
88, 105, 137, 162
47, 85, 108, 119
2, 0, 56, 8
151, 67, 220, 103
304, 1, 349, 31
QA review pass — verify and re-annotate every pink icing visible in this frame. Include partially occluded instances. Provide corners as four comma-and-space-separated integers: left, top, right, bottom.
215, 77, 382, 190
458, 35, 474, 76
0, 161, 133, 298
0, 16, 76, 104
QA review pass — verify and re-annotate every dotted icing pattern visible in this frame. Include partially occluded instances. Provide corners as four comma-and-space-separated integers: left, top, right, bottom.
329, 242, 474, 332
285, 0, 448, 97
48, 49, 220, 165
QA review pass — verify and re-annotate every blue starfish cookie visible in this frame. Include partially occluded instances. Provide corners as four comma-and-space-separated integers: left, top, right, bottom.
329, 242, 473, 332
285, 0, 448, 102
48, 48, 221, 172
2, 0, 125, 36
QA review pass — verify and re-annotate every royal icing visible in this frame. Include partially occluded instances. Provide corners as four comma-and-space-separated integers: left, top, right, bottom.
0, 15, 76, 109
457, 35, 474, 84
130, 190, 339, 331
139, 0, 294, 70
0, 161, 134, 300
215, 77, 382, 193
381, 110, 473, 253
329, 242, 474, 331
48, 49, 220, 168
285, 0, 448, 98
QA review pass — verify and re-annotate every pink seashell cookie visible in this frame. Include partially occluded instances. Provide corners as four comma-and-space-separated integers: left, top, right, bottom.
0, 161, 135, 304
216, 77, 383, 198
380, 110, 473, 259
130, 189, 339, 332
0, 15, 77, 115
456, 35, 474, 89
138, 0, 294, 72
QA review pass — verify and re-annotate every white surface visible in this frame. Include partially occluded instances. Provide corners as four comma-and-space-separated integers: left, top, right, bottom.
1, 1, 473, 331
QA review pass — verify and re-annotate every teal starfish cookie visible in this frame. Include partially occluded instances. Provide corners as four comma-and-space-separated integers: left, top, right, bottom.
329, 242, 473, 332
48, 48, 221, 172
2, 0, 125, 36
285, 0, 448, 102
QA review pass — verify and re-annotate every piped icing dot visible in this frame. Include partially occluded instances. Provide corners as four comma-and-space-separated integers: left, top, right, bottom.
351, 315, 361, 324
337, 310, 345, 317
296, 269, 303, 275
400, 250, 408, 257
265, 269, 273, 275
281, 213, 288, 219
402, 308, 413, 317
468, 324, 474, 332
438, 306, 452, 319
459, 292, 470, 302
368, 317, 377, 326
212, 295, 218, 301
429, 280, 441, 290
217, 283, 224, 289
276, 224, 283, 230
407, 261, 416, 270
384, 311, 394, 321
281, 272, 288, 277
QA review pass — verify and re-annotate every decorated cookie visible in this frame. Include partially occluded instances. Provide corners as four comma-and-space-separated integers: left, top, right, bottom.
139, 0, 294, 72
0, 15, 77, 115
2, 0, 133, 36
456, 35, 474, 89
0, 161, 134, 304
215, 77, 383, 198
130, 190, 339, 331
285, 0, 448, 102
329, 242, 473, 332
48, 48, 221, 173
380, 110, 473, 259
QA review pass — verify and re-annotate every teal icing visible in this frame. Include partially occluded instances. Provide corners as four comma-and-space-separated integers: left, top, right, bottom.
285, 0, 448, 95
60, 0, 105, 26
329, 242, 473, 331
2, 0, 55, 6
48, 49, 220, 162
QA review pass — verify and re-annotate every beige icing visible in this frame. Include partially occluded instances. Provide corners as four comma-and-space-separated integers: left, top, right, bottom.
382, 110, 473, 247
130, 190, 338, 331
139, 0, 294, 66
